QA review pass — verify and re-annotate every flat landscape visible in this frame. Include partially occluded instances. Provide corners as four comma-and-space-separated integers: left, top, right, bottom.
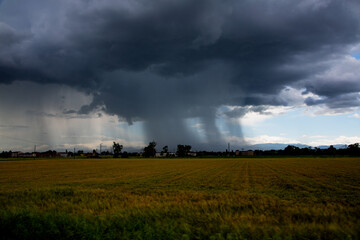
0, 157, 359, 239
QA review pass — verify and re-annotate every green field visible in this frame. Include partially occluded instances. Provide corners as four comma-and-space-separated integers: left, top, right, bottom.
0, 158, 359, 239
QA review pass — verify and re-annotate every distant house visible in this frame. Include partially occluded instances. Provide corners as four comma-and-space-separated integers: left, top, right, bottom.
188, 152, 197, 157
86, 152, 99, 158
167, 152, 176, 157
18, 152, 36, 158
235, 150, 240, 156
37, 151, 58, 158
11, 151, 21, 158
241, 150, 255, 156
155, 152, 169, 157
155, 152, 177, 157
58, 152, 68, 158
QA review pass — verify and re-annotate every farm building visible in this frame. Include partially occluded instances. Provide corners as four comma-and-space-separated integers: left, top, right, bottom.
188, 152, 197, 157
155, 152, 164, 157
11, 152, 21, 158
58, 152, 69, 157
18, 152, 36, 158
241, 150, 255, 156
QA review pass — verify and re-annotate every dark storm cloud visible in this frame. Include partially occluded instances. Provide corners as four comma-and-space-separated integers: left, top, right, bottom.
1, 0, 360, 147
306, 93, 360, 109
0, 22, 25, 47
301, 56, 360, 103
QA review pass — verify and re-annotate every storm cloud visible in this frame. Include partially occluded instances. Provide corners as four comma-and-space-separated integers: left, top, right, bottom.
1, 0, 360, 148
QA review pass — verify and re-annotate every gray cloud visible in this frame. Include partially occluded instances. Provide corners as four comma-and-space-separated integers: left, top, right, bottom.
224, 106, 270, 119
0, 22, 25, 47
63, 109, 77, 115
0, 125, 29, 129
302, 56, 360, 104
1, 0, 360, 148
306, 93, 360, 109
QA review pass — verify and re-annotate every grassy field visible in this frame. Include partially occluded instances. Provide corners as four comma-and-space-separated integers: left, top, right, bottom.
0, 157, 359, 239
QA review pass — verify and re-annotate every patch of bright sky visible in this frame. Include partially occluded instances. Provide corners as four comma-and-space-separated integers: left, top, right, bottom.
350, 43, 360, 59
239, 107, 360, 146
351, 53, 360, 60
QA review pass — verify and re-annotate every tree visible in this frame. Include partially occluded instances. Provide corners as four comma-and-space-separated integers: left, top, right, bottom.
143, 141, 156, 157
283, 145, 300, 155
176, 144, 192, 157
347, 143, 360, 156
161, 145, 168, 156
91, 149, 100, 158
113, 142, 123, 158
325, 145, 336, 155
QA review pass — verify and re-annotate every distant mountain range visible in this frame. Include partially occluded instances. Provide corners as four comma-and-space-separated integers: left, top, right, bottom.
243, 143, 348, 151
130, 143, 350, 152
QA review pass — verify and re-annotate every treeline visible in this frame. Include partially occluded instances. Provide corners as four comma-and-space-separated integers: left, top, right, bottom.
253, 143, 360, 156
1, 143, 359, 158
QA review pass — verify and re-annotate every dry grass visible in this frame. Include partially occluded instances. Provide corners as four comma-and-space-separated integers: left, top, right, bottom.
0, 157, 359, 239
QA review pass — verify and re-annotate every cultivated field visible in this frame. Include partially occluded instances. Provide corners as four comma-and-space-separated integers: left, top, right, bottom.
0, 158, 359, 239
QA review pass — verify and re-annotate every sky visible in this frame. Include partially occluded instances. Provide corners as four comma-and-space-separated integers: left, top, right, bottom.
0, 0, 359, 152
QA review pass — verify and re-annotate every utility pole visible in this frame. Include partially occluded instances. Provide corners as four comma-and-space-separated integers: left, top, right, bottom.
100, 143, 103, 157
